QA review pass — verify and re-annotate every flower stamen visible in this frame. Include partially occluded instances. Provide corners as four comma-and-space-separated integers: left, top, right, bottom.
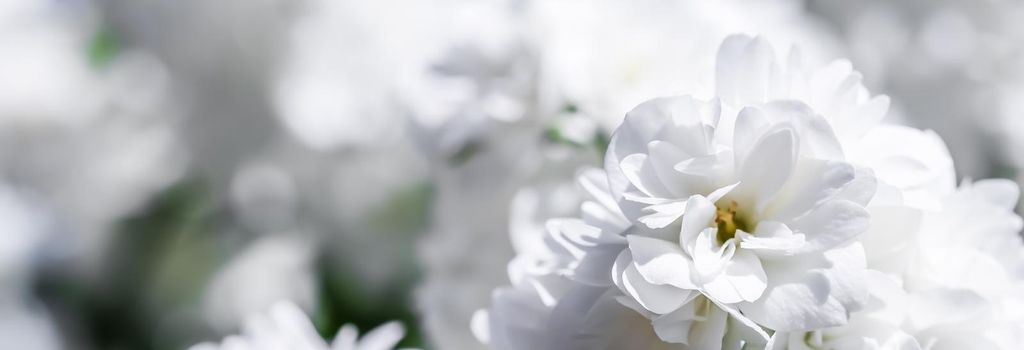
715, 201, 749, 244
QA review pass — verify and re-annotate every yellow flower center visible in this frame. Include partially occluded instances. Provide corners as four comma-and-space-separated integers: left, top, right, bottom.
715, 201, 750, 244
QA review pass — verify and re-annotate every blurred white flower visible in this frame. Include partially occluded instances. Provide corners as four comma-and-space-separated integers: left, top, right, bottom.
0, 0, 186, 280
400, 0, 536, 160
190, 301, 411, 350
0, 182, 62, 350
811, 0, 1024, 179
230, 162, 298, 233
526, 0, 841, 131
274, 0, 441, 151
203, 235, 317, 332
0, 298, 63, 350
0, 184, 50, 289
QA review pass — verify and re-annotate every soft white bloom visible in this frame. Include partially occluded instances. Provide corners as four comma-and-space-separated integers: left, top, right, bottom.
0, 298, 63, 350
203, 235, 318, 332
0, 0, 185, 279
275, 0, 443, 151
189, 301, 411, 350
811, 1, 1024, 179
0, 183, 62, 350
596, 34, 884, 334
400, 0, 537, 160
526, 0, 841, 132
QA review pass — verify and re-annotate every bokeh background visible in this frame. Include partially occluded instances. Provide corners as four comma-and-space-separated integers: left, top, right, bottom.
3, 0, 1024, 349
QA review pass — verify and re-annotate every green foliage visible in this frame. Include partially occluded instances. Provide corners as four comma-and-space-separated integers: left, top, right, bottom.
35, 179, 222, 350
88, 27, 120, 68
313, 254, 426, 348
449, 141, 483, 167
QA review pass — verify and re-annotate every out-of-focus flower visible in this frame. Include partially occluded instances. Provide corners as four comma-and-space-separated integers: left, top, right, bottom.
0, 0, 186, 278
202, 235, 318, 332
400, 0, 536, 160
527, 0, 841, 131
809, 0, 1024, 180
0, 298, 63, 350
189, 301, 412, 350
274, 0, 443, 151
0, 183, 62, 350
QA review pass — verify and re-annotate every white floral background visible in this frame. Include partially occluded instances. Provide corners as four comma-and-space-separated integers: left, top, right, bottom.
2, 0, 1023, 349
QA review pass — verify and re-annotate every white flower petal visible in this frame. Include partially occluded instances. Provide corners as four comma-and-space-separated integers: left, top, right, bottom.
350, 322, 404, 350
790, 199, 870, 253
701, 249, 767, 304
620, 153, 672, 200
732, 107, 771, 165
737, 125, 798, 211
650, 298, 701, 345
648, 140, 698, 197
715, 35, 778, 106
627, 235, 699, 290
692, 228, 735, 279
739, 222, 806, 257
678, 196, 717, 251
907, 288, 991, 332
606, 97, 677, 202
969, 178, 1020, 210
763, 158, 858, 222
577, 167, 620, 215
621, 261, 695, 315
685, 301, 730, 350
708, 298, 770, 342
739, 243, 867, 331
639, 200, 687, 229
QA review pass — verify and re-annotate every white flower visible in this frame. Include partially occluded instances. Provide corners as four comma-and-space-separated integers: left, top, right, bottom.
274, 0, 442, 151
189, 301, 412, 350
400, 0, 536, 160
418, 2, 846, 347
478, 33, 968, 350
0, 298, 63, 350
599, 34, 881, 333
202, 235, 318, 332
815, 1, 1024, 179
0, 0, 185, 277
0, 182, 62, 350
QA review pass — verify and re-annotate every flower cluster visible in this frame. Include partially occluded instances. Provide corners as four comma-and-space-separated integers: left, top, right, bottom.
477, 35, 1024, 349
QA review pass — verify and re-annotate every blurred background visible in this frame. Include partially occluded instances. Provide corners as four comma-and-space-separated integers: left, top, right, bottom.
2, 0, 1023, 349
